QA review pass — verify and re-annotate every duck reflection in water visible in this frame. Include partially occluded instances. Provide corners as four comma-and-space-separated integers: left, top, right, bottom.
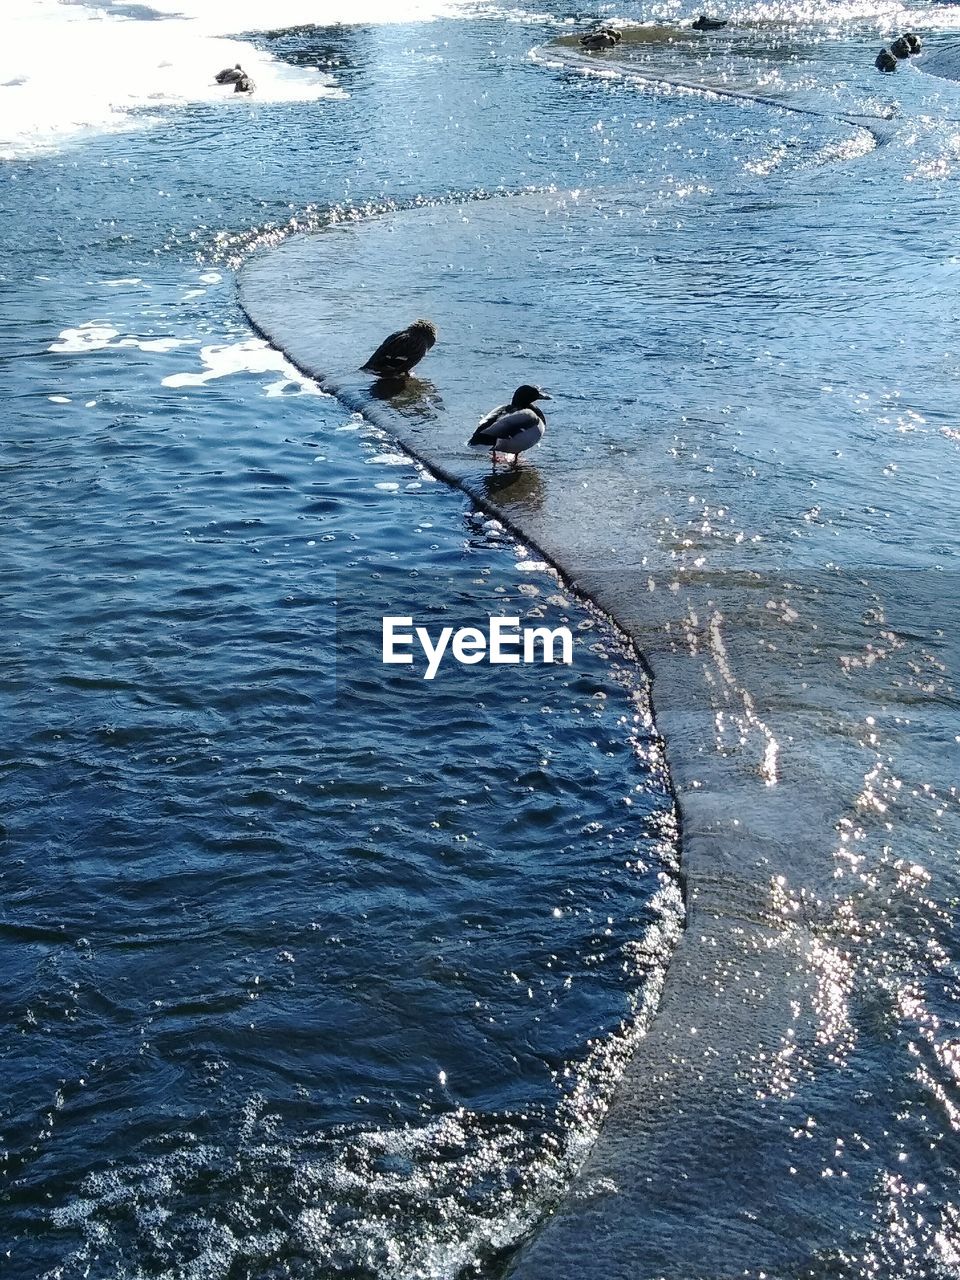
366, 374, 444, 420
480, 465, 546, 515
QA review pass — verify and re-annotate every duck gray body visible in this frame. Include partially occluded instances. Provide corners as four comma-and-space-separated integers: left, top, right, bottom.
469, 384, 550, 465
361, 318, 437, 377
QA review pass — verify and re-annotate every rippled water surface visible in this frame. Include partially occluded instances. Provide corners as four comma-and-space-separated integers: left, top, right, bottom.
2, 262, 681, 1275
3, 0, 960, 1277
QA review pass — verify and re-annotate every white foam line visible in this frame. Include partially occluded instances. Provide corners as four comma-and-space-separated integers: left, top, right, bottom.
161, 336, 327, 395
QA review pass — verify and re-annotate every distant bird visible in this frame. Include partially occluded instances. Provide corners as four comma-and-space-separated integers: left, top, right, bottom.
905, 32, 922, 53
890, 35, 912, 58
361, 319, 437, 377
468, 385, 551, 467
215, 64, 245, 85
234, 74, 255, 94
692, 15, 728, 29
875, 48, 898, 72
580, 29, 618, 48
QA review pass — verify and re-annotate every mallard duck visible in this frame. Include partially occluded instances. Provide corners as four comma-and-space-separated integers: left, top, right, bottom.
905, 32, 922, 54
363, 318, 437, 376
875, 48, 898, 73
692, 15, 727, 30
234, 74, 255, 94
890, 35, 912, 59
215, 64, 245, 85
580, 29, 618, 48
468, 385, 551, 467
361, 319, 437, 377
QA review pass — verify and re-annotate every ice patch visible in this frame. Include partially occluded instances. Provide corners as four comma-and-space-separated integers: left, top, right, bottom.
0, 0, 476, 159
0, 0, 357, 159
145, 0, 472, 22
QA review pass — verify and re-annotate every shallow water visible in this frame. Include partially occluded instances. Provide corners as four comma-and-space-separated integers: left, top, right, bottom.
3, 0, 960, 1277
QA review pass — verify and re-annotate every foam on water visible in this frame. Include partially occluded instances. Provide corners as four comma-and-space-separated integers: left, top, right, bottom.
0, 0, 469, 159
49, 320, 195, 353
159, 336, 328, 392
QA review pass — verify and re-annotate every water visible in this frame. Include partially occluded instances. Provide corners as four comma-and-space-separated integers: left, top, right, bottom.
2, 261, 681, 1275
2, 0, 960, 1277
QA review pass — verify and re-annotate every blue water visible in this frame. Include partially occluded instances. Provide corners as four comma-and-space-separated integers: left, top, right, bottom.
3, 2, 960, 1277
0, 66, 684, 1271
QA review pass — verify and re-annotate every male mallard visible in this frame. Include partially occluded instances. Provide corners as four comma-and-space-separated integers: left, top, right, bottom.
361, 319, 437, 377
468, 385, 551, 467
580, 29, 618, 48
234, 74, 255, 94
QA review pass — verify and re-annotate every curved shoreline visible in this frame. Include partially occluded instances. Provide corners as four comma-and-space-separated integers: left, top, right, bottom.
235, 184, 840, 1269
236, 292, 690, 895
231, 27, 949, 1278
237, 235, 848, 1276
236, 270, 693, 1216
234, 175, 920, 1274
